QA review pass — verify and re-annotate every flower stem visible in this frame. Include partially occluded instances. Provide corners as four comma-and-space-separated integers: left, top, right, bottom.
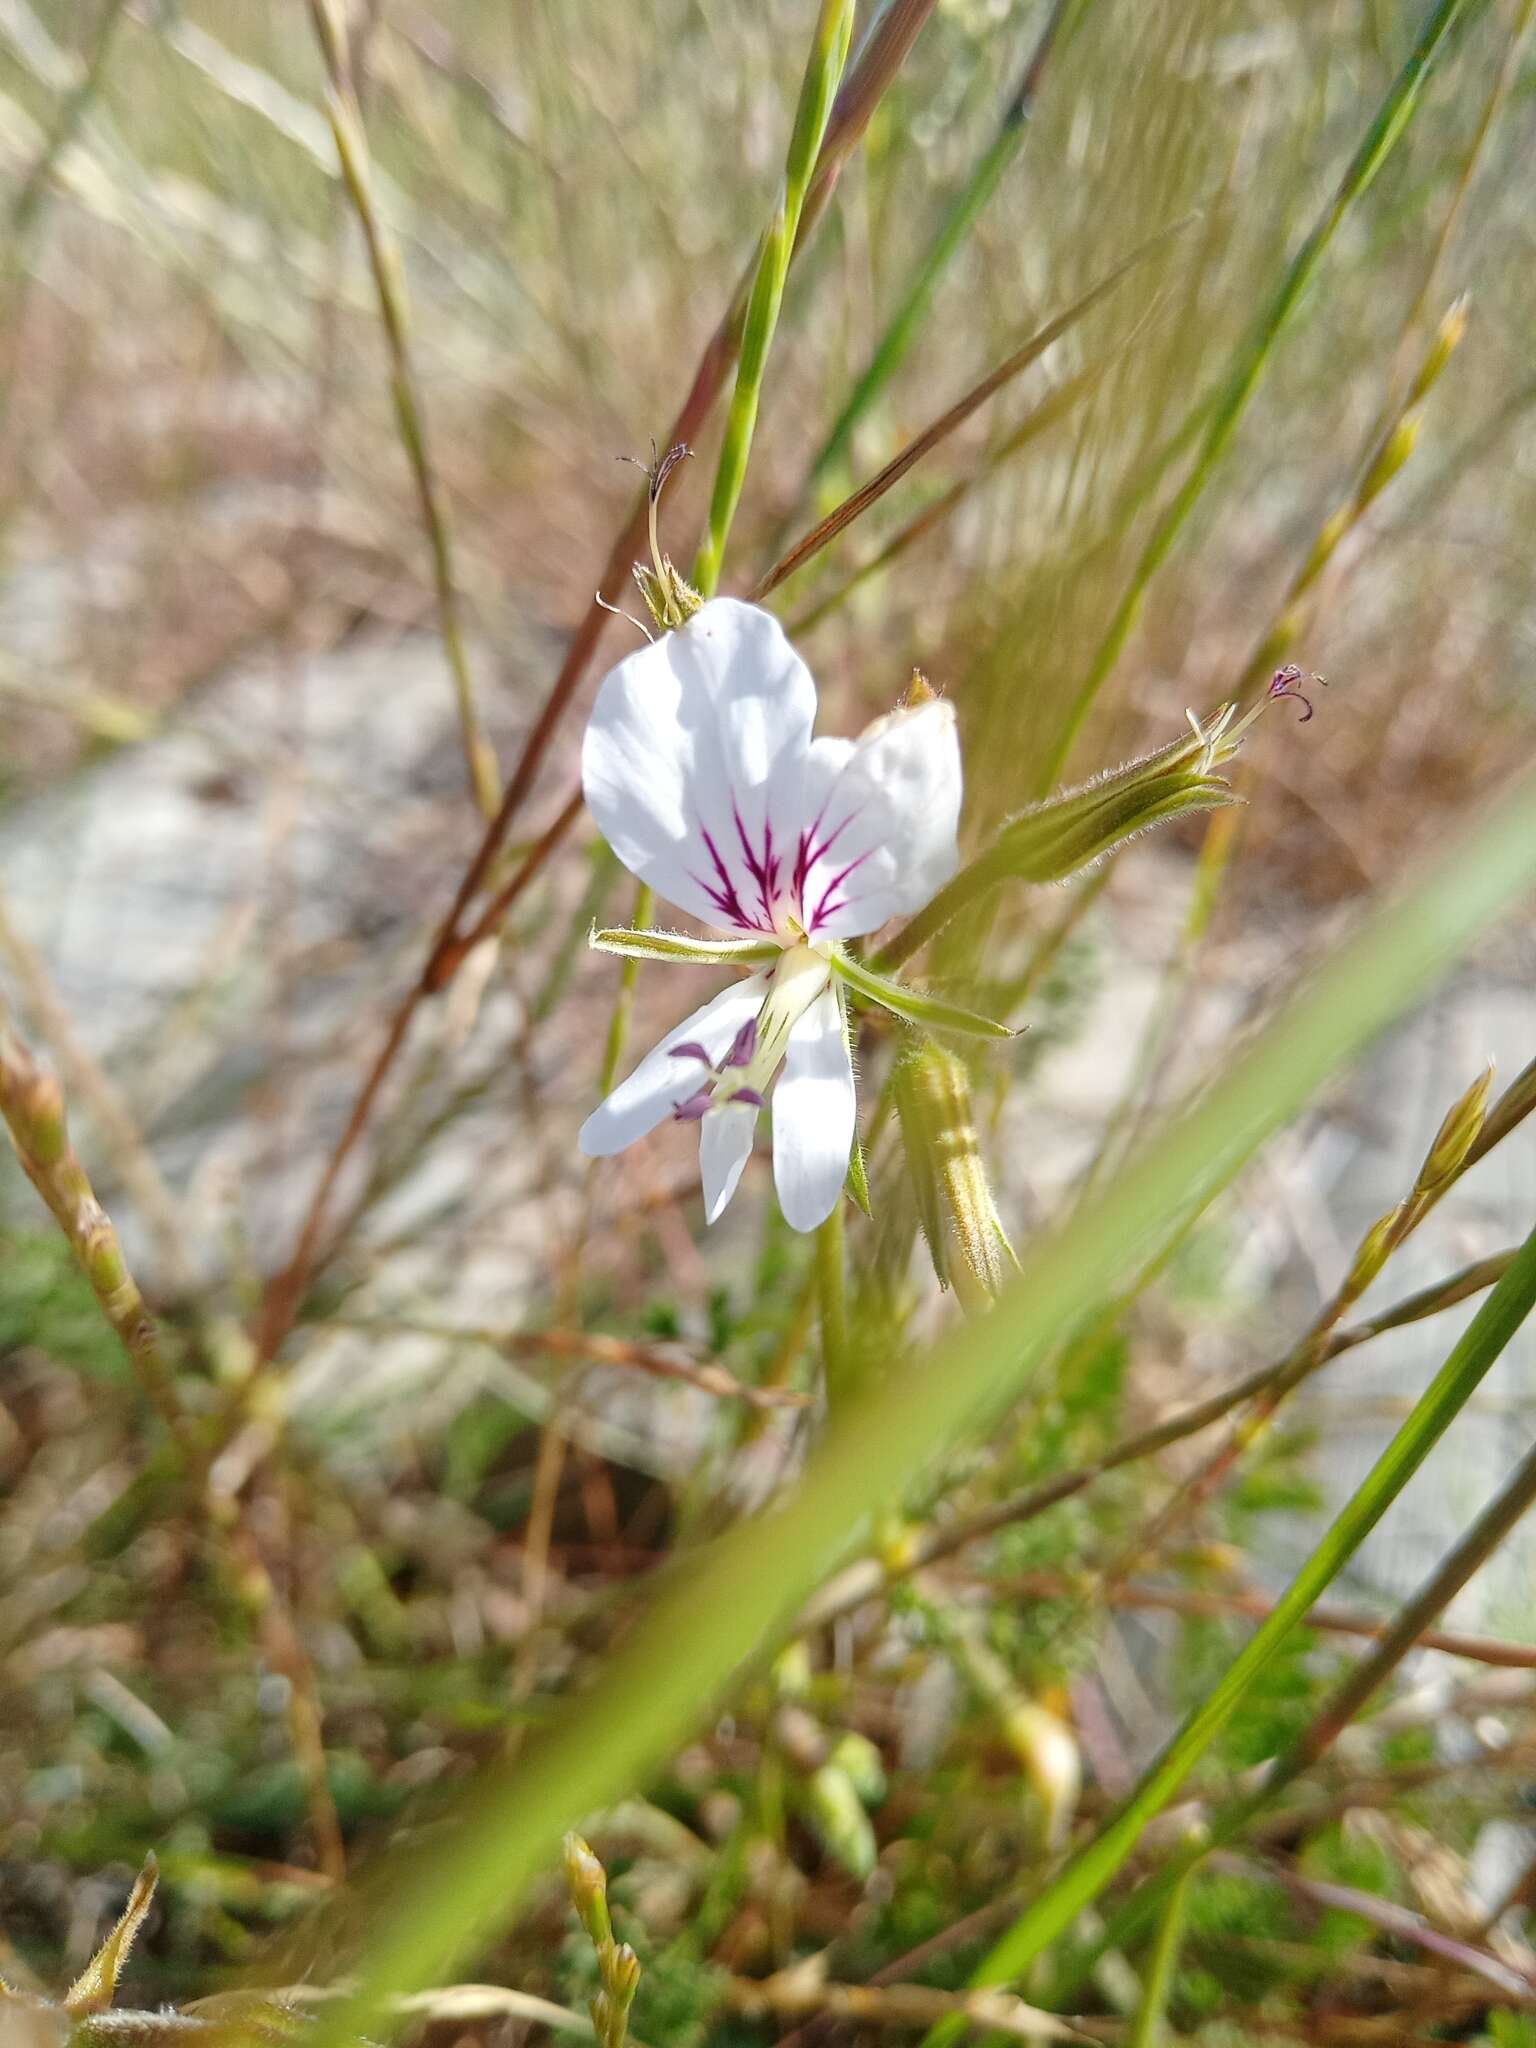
692, 0, 856, 597
816, 1202, 851, 1403
599, 885, 655, 1098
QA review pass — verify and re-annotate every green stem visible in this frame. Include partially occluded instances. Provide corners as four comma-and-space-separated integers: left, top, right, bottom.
1127, 1853, 1198, 2048
1039, 0, 1472, 794
804, 0, 1084, 493
693, 0, 856, 596
306, 0, 500, 819
1056, 1340, 1536, 2005
930, 1219, 1536, 2042
816, 1202, 851, 1401
297, 762, 1536, 2048
598, 885, 654, 1098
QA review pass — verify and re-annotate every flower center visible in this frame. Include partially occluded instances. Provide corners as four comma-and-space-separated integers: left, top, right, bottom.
670, 943, 831, 1122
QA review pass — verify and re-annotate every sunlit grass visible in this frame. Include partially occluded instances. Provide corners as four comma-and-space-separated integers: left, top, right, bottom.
0, 2, 1534, 2044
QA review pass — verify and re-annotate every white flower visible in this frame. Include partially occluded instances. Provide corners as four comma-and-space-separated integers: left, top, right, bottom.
579, 598, 990, 1232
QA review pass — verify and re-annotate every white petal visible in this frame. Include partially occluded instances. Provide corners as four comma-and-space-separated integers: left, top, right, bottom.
798, 700, 962, 940
772, 986, 857, 1233
582, 599, 819, 933
699, 1102, 758, 1224
578, 973, 769, 1157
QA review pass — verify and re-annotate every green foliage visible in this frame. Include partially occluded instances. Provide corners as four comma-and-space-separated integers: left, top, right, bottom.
0, 1229, 130, 1379
1182, 1867, 1297, 2008
557, 1907, 726, 2048
4, 3, 1536, 2046
1300, 1823, 1403, 1957
1483, 2014, 1536, 2048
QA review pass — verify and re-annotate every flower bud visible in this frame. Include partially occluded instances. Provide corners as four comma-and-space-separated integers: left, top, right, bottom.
63, 1855, 158, 2016
772, 1640, 814, 1700
1415, 1064, 1494, 1197
802, 1761, 879, 1881
827, 1730, 886, 1806
980, 715, 1242, 892
1406, 293, 1469, 410
1358, 416, 1420, 507
893, 1038, 1016, 1308
1341, 1206, 1405, 1301
606, 1943, 642, 2011
563, 1831, 612, 1948
633, 558, 703, 632
999, 1699, 1081, 1850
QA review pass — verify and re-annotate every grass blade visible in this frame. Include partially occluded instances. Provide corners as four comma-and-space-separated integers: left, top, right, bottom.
801, 0, 1088, 498
1040, 0, 1474, 793
754, 219, 1187, 599
940, 1218, 1536, 2036
306, 0, 500, 818
294, 762, 1536, 2047
692, 0, 857, 597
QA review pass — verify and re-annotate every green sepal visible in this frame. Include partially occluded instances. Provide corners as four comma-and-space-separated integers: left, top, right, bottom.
589, 925, 779, 966
845, 1128, 872, 1218
832, 948, 1013, 1039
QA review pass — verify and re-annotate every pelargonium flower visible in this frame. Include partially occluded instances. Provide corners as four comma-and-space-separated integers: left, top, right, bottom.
579, 598, 1003, 1231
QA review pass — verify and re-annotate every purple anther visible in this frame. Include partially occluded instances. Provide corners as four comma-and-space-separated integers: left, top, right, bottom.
730, 1087, 766, 1109
672, 1089, 713, 1122
1268, 663, 1325, 723
669, 1041, 712, 1063
724, 1016, 759, 1068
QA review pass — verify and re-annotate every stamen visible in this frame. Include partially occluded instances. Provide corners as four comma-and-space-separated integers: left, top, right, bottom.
672, 1090, 713, 1122
619, 440, 693, 584
730, 1087, 766, 1109
1268, 663, 1326, 723
595, 590, 654, 644
724, 1017, 758, 1068
669, 1041, 713, 1063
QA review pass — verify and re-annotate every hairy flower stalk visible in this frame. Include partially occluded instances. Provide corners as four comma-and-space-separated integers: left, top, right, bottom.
579, 600, 1006, 1231
874, 677, 1297, 975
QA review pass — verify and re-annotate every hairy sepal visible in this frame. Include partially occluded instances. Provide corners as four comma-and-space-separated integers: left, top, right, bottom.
589, 925, 780, 966
832, 950, 1012, 1039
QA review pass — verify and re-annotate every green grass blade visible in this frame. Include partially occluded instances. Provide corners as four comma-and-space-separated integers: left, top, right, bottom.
1040, 0, 1474, 793
804, 0, 1087, 494
300, 762, 1536, 2046
756, 216, 1187, 600
692, 0, 857, 597
1127, 1853, 1198, 2048
937, 1218, 1536, 2038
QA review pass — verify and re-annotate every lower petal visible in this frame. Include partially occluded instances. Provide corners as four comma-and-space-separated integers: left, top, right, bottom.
700, 1101, 758, 1223
772, 985, 857, 1233
578, 973, 770, 1157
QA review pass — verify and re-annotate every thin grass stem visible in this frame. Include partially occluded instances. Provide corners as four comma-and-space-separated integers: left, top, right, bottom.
798, 0, 1086, 502
1039, 0, 1473, 794
1127, 1853, 1197, 2048
305, 0, 500, 819
934, 1220, 1536, 2037
693, 0, 856, 596
290, 763, 1536, 2046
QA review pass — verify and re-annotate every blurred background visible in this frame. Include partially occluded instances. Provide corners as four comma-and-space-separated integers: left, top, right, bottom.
2, 0, 1536, 2039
